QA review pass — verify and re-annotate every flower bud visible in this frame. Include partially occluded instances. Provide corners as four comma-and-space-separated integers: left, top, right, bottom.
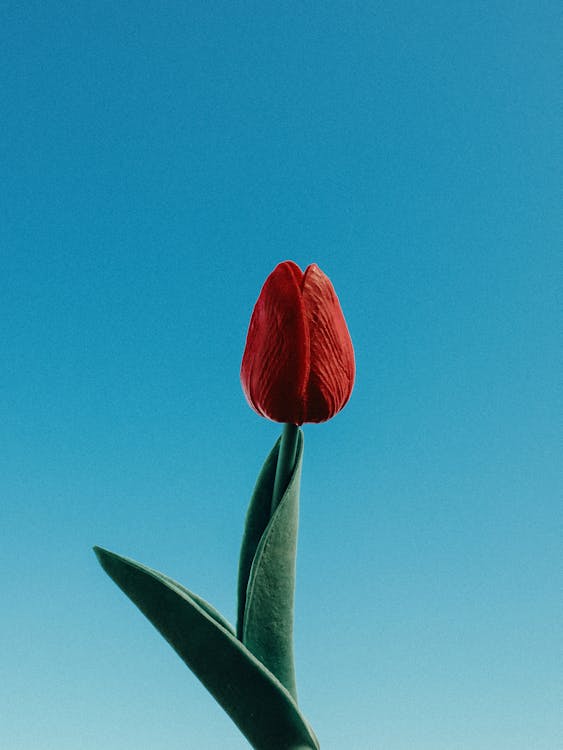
241, 261, 355, 424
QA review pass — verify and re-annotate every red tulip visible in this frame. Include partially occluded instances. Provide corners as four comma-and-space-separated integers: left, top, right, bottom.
241, 261, 355, 425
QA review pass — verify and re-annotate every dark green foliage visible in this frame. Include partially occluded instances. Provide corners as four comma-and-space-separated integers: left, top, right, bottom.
237, 428, 303, 699
94, 429, 318, 749
94, 548, 318, 750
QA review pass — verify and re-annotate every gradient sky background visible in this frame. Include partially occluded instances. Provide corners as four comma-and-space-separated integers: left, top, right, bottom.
1, 3, 561, 749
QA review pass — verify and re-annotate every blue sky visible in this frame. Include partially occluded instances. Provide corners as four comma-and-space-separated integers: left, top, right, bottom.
1, 2, 560, 749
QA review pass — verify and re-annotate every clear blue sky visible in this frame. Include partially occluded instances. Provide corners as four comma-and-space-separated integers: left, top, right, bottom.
1, 3, 560, 749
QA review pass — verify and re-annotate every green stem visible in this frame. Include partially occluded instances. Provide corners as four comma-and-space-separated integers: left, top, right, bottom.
271, 423, 299, 514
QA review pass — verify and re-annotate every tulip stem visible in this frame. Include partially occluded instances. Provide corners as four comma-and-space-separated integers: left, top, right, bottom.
272, 423, 299, 514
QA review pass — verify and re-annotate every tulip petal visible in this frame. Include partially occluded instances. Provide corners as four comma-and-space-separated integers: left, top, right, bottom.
241, 262, 309, 424
301, 264, 355, 422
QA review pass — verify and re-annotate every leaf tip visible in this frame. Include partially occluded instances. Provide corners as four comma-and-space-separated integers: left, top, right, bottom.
93, 545, 120, 574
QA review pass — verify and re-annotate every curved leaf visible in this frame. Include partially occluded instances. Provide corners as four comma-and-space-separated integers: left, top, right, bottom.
94, 546, 319, 750
237, 436, 280, 636
237, 431, 304, 700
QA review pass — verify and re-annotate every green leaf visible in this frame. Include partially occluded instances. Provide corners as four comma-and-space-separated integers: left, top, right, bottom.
158, 572, 235, 635
237, 430, 304, 700
237, 436, 281, 636
94, 546, 318, 750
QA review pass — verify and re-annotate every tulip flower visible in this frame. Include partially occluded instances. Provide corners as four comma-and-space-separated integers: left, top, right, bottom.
95, 260, 356, 750
241, 261, 355, 425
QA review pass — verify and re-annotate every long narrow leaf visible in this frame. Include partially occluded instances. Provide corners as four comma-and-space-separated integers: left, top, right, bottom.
94, 546, 318, 750
237, 431, 304, 700
236, 436, 281, 636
